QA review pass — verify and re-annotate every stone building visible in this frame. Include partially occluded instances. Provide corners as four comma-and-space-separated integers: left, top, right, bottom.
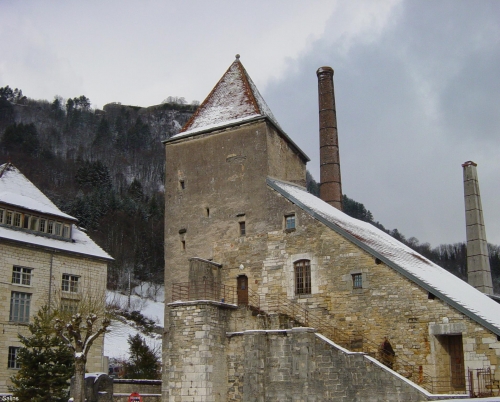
0, 162, 112, 393
163, 57, 500, 401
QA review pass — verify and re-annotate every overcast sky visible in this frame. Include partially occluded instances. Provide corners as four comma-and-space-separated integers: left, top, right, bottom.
1, 0, 499, 247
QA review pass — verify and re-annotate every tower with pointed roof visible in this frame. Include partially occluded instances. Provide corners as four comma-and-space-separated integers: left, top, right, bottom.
163, 58, 500, 400
163, 55, 309, 309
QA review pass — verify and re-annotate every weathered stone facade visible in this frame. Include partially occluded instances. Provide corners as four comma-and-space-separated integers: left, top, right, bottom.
163, 58, 500, 400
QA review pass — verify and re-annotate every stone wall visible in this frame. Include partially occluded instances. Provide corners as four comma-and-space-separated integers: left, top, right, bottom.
226, 327, 435, 402
165, 301, 237, 402
212, 190, 500, 393
0, 241, 108, 392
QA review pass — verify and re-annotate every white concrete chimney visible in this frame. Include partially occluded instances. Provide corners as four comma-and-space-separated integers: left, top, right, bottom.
462, 161, 493, 295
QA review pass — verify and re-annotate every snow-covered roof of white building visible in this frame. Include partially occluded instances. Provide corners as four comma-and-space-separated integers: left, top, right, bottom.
167, 56, 309, 162
0, 163, 112, 261
0, 163, 76, 220
267, 177, 500, 336
0, 224, 113, 260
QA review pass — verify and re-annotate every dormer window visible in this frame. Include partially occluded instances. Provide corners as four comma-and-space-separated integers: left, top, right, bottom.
0, 206, 72, 240
13, 213, 21, 227
6, 211, 12, 225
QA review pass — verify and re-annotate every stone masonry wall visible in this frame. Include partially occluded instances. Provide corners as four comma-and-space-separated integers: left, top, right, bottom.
226, 327, 434, 402
213, 188, 500, 393
166, 302, 236, 402
0, 241, 108, 392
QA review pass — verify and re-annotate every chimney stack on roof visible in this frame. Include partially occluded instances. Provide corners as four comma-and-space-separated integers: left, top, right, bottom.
317, 66, 342, 210
462, 161, 493, 295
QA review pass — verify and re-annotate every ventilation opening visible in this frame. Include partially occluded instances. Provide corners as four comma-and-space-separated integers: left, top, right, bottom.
428, 292, 436, 300
375, 258, 382, 265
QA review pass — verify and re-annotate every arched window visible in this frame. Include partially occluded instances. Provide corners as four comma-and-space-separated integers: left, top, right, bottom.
294, 260, 311, 295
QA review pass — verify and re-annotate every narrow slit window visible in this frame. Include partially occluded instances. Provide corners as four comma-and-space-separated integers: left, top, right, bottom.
239, 221, 246, 236
179, 180, 185, 190
181, 240, 186, 250
206, 208, 210, 217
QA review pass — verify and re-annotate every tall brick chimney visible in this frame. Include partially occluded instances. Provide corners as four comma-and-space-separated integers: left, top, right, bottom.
462, 161, 493, 295
317, 66, 342, 210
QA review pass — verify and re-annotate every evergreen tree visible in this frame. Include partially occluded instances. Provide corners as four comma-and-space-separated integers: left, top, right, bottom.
9, 307, 74, 402
123, 334, 161, 379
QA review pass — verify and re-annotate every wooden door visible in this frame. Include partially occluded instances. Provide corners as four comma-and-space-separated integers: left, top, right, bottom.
237, 276, 248, 305
448, 335, 465, 390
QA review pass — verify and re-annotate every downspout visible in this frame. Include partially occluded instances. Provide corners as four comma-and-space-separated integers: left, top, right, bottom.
48, 251, 54, 312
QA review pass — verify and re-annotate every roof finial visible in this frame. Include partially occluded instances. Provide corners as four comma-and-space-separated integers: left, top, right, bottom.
235, 54, 240, 60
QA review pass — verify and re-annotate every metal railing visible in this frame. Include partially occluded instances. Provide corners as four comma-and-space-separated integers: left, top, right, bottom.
266, 293, 443, 393
171, 281, 237, 304
171, 282, 458, 394
468, 367, 498, 397
171, 281, 260, 310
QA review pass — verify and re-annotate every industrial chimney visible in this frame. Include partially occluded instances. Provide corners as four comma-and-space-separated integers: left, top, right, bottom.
462, 161, 493, 295
317, 66, 342, 210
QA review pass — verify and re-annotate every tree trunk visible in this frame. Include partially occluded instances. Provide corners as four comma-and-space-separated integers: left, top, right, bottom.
73, 359, 86, 402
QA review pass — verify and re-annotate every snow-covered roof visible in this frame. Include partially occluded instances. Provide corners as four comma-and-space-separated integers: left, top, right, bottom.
167, 57, 310, 162
0, 163, 76, 221
177, 56, 281, 137
267, 177, 500, 336
0, 224, 113, 261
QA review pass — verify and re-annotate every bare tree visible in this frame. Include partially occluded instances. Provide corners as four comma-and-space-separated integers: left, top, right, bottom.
53, 279, 110, 402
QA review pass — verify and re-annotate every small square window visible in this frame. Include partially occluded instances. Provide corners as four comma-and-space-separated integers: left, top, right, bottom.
352, 273, 362, 289
285, 214, 296, 230
12, 266, 33, 286
239, 221, 246, 236
62, 274, 79, 293
8, 347, 20, 369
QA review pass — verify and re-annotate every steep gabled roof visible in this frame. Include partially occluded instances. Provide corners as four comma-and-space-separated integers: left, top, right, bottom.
178, 55, 281, 137
0, 163, 76, 221
267, 177, 500, 336
167, 57, 310, 162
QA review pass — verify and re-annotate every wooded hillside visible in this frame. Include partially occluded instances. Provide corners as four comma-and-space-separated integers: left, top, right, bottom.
2, 85, 499, 293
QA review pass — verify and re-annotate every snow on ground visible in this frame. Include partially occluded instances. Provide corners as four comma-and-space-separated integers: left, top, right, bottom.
104, 290, 164, 361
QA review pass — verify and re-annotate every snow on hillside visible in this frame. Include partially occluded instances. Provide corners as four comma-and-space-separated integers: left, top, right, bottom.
104, 290, 164, 361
